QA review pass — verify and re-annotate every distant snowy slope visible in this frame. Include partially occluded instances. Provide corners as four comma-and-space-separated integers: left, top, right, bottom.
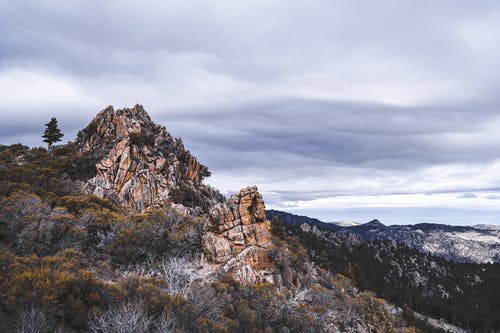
333, 221, 361, 227
472, 224, 500, 231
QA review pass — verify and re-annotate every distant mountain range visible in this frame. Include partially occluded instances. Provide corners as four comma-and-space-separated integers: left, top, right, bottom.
266, 209, 500, 264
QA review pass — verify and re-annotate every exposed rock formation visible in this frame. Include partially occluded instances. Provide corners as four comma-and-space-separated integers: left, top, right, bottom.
77, 104, 215, 212
203, 186, 271, 262
203, 186, 274, 284
77, 105, 275, 284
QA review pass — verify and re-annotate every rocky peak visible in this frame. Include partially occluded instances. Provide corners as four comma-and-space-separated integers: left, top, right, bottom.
77, 104, 212, 211
78, 104, 153, 151
77, 105, 274, 283
364, 219, 385, 228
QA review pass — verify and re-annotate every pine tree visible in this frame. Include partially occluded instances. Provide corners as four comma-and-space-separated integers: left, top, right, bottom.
346, 261, 367, 290
271, 217, 286, 240
402, 303, 415, 326
42, 117, 64, 149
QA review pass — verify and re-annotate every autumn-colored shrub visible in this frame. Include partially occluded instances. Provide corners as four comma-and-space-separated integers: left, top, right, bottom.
108, 218, 169, 264
0, 144, 101, 206
56, 195, 117, 215
108, 209, 204, 263
0, 249, 117, 328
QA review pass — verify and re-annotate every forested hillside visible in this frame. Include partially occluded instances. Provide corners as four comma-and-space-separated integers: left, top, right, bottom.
274, 215, 500, 332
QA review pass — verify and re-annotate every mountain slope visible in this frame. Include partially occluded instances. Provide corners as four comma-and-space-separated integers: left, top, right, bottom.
267, 210, 500, 331
0, 105, 417, 332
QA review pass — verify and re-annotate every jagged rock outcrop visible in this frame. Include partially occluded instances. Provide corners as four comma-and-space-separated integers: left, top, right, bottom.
77, 105, 275, 283
77, 104, 215, 212
202, 186, 274, 284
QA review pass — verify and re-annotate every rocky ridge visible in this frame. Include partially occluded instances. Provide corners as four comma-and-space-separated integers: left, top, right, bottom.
77, 105, 274, 283
268, 209, 500, 264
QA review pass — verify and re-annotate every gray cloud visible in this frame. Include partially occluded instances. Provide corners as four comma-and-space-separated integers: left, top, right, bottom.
458, 193, 478, 199
169, 97, 500, 172
2, 1, 500, 222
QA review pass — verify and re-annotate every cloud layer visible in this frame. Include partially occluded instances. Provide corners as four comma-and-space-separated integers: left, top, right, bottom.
2, 0, 500, 224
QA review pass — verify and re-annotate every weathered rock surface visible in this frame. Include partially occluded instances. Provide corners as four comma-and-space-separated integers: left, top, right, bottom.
77, 104, 215, 212
78, 105, 275, 284
203, 186, 274, 284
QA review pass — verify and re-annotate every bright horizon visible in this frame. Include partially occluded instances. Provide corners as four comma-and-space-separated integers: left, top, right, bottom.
2, 1, 500, 225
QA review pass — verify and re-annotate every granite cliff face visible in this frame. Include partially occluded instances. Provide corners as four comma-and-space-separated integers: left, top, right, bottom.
77, 105, 273, 283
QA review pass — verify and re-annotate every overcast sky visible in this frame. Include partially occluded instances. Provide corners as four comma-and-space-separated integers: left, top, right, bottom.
2, 0, 500, 225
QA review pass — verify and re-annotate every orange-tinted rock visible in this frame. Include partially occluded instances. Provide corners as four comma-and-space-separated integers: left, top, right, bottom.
78, 104, 212, 212
238, 187, 267, 225
202, 186, 273, 283
225, 226, 245, 246
222, 246, 275, 284
202, 231, 232, 264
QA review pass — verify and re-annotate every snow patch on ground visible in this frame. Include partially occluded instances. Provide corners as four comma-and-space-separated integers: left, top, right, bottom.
422, 230, 500, 263
333, 221, 361, 227
472, 224, 500, 231
414, 312, 467, 333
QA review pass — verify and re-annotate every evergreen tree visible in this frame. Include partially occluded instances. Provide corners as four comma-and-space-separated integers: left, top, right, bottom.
345, 261, 367, 290
42, 117, 64, 149
271, 217, 286, 240
402, 303, 415, 326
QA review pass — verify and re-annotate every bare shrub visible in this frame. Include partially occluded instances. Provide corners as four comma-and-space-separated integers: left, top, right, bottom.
87, 301, 153, 333
152, 309, 177, 333
189, 285, 220, 321
14, 305, 54, 333
160, 257, 196, 297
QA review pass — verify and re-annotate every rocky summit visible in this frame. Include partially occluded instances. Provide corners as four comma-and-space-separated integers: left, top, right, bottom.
77, 104, 212, 212
76, 104, 273, 283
